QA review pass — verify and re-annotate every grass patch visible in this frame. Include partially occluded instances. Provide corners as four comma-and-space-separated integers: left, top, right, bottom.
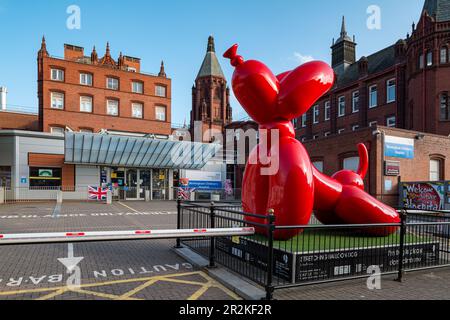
250, 230, 424, 253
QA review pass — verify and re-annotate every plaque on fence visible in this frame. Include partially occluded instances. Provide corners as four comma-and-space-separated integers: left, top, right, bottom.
216, 237, 294, 282
216, 237, 440, 284
295, 242, 440, 282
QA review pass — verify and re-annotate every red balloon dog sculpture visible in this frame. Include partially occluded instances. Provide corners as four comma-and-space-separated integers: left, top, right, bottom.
224, 44, 400, 240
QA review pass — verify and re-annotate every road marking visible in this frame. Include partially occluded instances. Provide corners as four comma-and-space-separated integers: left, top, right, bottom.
0, 271, 241, 300
36, 288, 67, 300
116, 278, 159, 300
0, 211, 177, 220
52, 203, 62, 219
117, 202, 140, 213
188, 284, 211, 301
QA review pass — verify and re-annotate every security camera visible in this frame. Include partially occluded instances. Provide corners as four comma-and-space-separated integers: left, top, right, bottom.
372, 129, 382, 136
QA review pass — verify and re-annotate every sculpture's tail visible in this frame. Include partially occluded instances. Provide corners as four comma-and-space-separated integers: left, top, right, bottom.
356, 143, 369, 179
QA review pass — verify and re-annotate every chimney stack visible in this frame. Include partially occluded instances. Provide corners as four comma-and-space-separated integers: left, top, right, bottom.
0, 87, 7, 111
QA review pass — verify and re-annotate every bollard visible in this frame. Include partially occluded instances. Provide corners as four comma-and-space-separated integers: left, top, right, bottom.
106, 190, 113, 205
0, 187, 4, 204
57, 190, 63, 204
145, 190, 151, 202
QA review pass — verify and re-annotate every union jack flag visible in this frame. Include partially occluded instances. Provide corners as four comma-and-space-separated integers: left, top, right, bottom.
177, 187, 196, 200
88, 186, 108, 201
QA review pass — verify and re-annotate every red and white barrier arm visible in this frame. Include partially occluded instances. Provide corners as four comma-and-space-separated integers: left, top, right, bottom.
0, 227, 255, 245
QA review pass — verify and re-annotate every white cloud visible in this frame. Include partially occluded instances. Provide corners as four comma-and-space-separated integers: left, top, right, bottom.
293, 52, 314, 64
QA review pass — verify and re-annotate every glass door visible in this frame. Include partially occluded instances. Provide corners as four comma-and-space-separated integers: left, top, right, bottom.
126, 169, 139, 200
140, 170, 151, 199
152, 169, 168, 200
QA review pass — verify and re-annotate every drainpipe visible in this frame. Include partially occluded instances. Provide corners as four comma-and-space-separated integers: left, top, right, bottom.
381, 130, 386, 203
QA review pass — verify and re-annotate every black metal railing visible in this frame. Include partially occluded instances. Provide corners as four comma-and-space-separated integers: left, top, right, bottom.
177, 200, 450, 300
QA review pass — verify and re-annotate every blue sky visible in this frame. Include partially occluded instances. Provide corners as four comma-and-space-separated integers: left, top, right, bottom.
0, 0, 424, 125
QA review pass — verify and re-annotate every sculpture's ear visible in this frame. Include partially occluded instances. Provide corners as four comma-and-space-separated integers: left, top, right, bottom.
277, 61, 335, 121
277, 71, 291, 82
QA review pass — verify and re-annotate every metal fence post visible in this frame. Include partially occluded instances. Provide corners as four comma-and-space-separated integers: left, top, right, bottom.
209, 202, 217, 268
175, 199, 183, 249
396, 210, 407, 282
265, 209, 276, 300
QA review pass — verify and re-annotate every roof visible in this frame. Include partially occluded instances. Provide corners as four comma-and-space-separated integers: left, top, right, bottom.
423, 0, 450, 22
64, 132, 221, 170
336, 44, 396, 87
196, 36, 225, 79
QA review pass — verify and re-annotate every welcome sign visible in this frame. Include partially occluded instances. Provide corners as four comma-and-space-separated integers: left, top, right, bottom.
385, 136, 415, 159
400, 182, 446, 211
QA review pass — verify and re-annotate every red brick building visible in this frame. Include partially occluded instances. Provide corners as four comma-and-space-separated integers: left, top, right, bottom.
0, 111, 38, 131
191, 36, 233, 142
296, 0, 450, 140
295, 0, 450, 205
37, 38, 172, 136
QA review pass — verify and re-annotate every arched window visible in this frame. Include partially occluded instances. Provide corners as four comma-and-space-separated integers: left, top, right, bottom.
312, 158, 324, 173
430, 156, 445, 181
419, 53, 424, 69
426, 51, 433, 67
343, 157, 360, 172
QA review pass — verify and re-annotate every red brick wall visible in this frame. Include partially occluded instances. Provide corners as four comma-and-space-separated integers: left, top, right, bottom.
303, 126, 450, 206
297, 69, 397, 140
0, 111, 39, 131
39, 55, 172, 135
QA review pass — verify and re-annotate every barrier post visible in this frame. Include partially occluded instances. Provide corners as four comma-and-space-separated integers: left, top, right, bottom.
209, 202, 217, 268
106, 190, 113, 205
175, 199, 183, 249
396, 210, 407, 282
57, 189, 63, 204
0, 187, 4, 204
265, 209, 276, 300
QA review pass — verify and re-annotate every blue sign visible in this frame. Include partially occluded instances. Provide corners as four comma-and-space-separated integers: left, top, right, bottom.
188, 181, 223, 190
385, 136, 415, 159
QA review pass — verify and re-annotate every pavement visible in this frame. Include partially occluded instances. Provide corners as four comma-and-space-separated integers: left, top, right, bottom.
0, 201, 240, 300
0, 200, 450, 300
274, 268, 450, 300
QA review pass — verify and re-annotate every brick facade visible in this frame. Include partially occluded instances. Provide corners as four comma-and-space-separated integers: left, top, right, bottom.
0, 111, 39, 131
303, 126, 450, 206
37, 39, 172, 136
296, 4, 450, 141
191, 37, 232, 142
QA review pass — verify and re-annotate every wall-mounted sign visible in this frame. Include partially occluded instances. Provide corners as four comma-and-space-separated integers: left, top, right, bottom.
38, 169, 53, 177
184, 170, 222, 190
385, 160, 400, 176
385, 136, 415, 159
400, 182, 446, 211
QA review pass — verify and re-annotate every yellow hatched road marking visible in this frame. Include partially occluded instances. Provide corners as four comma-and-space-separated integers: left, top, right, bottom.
0, 271, 241, 300
116, 278, 160, 300
187, 283, 211, 300
36, 288, 68, 300
117, 202, 140, 213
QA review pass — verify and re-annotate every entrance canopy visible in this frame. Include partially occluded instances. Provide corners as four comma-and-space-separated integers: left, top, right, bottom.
64, 132, 221, 170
